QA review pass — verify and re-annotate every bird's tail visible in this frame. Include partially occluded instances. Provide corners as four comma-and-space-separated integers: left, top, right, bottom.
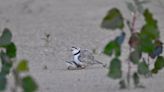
94, 60, 107, 68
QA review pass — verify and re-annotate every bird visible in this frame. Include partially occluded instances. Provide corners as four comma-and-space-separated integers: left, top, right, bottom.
65, 47, 86, 70
65, 47, 106, 70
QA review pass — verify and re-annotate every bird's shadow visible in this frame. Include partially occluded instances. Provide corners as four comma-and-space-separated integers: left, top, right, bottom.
57, 65, 107, 72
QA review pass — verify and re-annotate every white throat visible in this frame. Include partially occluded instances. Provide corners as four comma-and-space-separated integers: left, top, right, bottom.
74, 52, 80, 62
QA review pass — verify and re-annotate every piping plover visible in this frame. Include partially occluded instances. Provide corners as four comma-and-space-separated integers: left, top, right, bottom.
66, 47, 106, 70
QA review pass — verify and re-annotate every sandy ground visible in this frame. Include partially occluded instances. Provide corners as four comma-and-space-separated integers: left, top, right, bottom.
0, 0, 164, 92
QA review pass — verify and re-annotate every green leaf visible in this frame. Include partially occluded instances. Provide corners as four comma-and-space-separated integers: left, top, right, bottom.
136, 4, 144, 14
140, 0, 150, 4
0, 51, 10, 64
0, 74, 7, 91
134, 0, 145, 13
126, 2, 136, 12
0, 28, 12, 46
119, 79, 126, 89
22, 76, 38, 92
6, 42, 17, 58
103, 41, 121, 57
108, 58, 122, 79
0, 51, 12, 75
142, 9, 159, 41
114, 44, 121, 57
129, 50, 141, 64
133, 72, 140, 87
153, 56, 164, 70
16, 60, 29, 72
101, 8, 124, 30
139, 33, 155, 53
151, 56, 164, 74
103, 41, 115, 56
0, 63, 12, 75
128, 33, 140, 49
143, 9, 158, 27
138, 60, 149, 75
151, 68, 158, 74
141, 25, 159, 40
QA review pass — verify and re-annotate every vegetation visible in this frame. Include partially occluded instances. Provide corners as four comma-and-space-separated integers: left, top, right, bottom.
0, 28, 38, 92
101, 0, 164, 89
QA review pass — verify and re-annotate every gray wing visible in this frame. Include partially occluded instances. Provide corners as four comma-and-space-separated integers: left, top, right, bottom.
79, 49, 107, 67
79, 50, 95, 64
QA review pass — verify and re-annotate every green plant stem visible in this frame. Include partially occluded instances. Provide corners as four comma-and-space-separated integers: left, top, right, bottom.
12, 68, 22, 92
131, 12, 137, 33
12, 69, 18, 92
147, 55, 150, 68
127, 48, 132, 88
147, 55, 152, 77
127, 60, 131, 88
127, 12, 137, 88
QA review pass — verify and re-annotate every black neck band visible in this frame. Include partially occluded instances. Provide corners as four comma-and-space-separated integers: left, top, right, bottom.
74, 51, 80, 55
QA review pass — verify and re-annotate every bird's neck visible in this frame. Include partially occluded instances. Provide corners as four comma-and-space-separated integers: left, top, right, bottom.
74, 50, 80, 55
73, 52, 80, 62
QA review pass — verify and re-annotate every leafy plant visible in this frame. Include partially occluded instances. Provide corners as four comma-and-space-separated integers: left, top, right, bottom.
101, 0, 163, 89
0, 28, 38, 92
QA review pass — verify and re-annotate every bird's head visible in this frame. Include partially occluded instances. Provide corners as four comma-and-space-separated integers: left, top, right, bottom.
71, 47, 80, 55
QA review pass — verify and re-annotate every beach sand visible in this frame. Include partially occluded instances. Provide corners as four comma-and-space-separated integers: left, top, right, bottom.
0, 0, 164, 92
